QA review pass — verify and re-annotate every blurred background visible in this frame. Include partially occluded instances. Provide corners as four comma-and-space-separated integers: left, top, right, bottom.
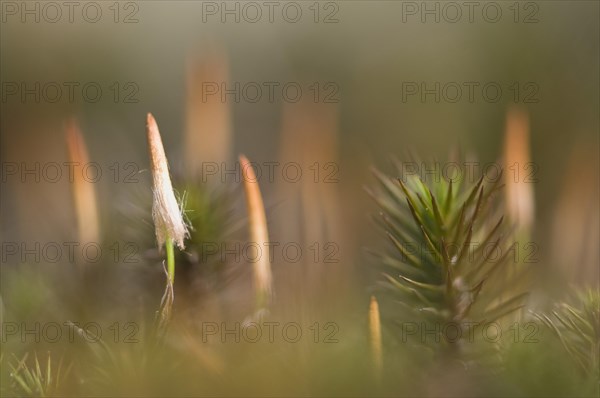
0, 1, 598, 396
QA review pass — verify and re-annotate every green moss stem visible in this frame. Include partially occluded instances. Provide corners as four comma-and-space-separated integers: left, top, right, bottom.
166, 237, 175, 284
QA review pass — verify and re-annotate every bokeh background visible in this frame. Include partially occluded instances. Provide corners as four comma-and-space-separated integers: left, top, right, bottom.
1, 1, 598, 396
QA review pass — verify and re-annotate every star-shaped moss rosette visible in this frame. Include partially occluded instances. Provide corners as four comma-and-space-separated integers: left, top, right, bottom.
367, 158, 529, 354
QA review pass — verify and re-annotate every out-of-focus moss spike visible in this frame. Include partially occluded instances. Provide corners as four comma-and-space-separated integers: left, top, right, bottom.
430, 192, 445, 231
405, 197, 425, 230
386, 232, 422, 268
419, 224, 442, 264
459, 279, 485, 319
397, 178, 420, 212
398, 275, 443, 292
476, 216, 504, 253
463, 175, 485, 211
381, 213, 421, 246
451, 204, 466, 254
439, 237, 451, 268
372, 168, 403, 200
444, 179, 453, 214
417, 177, 433, 203
462, 187, 484, 241
482, 169, 504, 204
456, 226, 473, 267
382, 274, 433, 306
369, 296, 383, 382
465, 237, 503, 281
240, 154, 273, 308
416, 192, 430, 212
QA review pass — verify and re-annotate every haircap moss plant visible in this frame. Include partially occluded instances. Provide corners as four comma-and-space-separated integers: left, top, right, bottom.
368, 156, 529, 357
146, 113, 189, 283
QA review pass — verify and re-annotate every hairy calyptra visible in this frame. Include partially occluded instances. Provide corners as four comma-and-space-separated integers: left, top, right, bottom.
146, 113, 188, 250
